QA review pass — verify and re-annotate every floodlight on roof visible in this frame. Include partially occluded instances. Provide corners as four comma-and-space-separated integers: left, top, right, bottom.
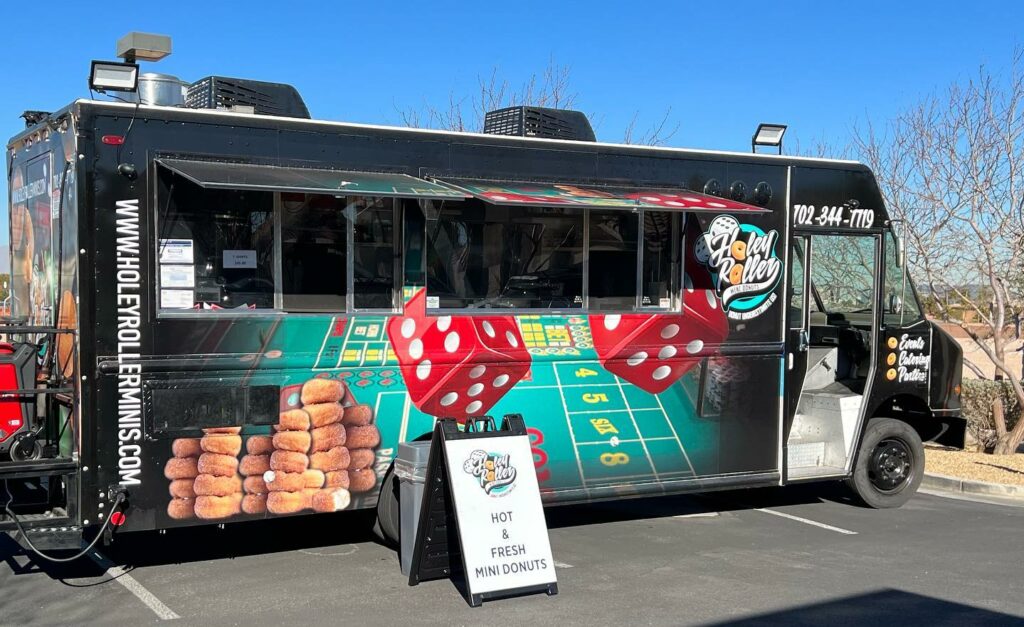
752, 123, 788, 155
89, 60, 140, 93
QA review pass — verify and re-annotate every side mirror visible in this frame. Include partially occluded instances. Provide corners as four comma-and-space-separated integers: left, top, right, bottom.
895, 233, 906, 268
889, 291, 903, 314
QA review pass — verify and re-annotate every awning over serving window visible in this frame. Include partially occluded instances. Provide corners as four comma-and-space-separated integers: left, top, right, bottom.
156, 159, 470, 199
436, 179, 768, 212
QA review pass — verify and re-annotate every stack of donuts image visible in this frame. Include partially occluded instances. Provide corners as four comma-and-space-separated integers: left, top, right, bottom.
239, 435, 273, 514
163, 376, 381, 522
302, 377, 382, 498
164, 437, 201, 520
264, 377, 380, 514
193, 427, 244, 519
343, 400, 381, 496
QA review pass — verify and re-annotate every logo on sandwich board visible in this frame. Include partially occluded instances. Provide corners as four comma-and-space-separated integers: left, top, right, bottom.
464, 450, 517, 496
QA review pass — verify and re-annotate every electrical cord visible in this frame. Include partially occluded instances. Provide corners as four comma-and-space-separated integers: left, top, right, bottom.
3, 481, 125, 563
116, 101, 141, 166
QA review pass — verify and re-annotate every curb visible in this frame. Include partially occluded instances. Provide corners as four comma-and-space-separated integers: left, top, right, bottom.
922, 473, 1024, 500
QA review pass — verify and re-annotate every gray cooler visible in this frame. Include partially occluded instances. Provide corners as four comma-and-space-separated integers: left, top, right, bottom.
394, 441, 432, 575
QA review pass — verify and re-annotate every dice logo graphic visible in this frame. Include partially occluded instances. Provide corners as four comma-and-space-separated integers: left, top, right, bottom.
386, 289, 531, 419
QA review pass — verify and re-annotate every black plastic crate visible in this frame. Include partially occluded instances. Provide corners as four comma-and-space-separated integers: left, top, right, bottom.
186, 76, 310, 119
484, 106, 595, 142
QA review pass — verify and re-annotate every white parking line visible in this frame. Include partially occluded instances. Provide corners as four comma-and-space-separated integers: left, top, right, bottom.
90, 551, 180, 620
672, 512, 720, 519
754, 508, 858, 535
554, 561, 575, 569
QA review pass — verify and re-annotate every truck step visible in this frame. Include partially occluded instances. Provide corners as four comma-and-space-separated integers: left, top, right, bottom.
7, 520, 83, 552
0, 507, 71, 532
0, 458, 77, 480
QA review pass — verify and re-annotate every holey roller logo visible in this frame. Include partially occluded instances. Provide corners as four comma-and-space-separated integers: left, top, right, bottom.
464, 450, 517, 496
695, 215, 782, 321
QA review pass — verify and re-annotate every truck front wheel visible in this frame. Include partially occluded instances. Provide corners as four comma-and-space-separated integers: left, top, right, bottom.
845, 417, 924, 509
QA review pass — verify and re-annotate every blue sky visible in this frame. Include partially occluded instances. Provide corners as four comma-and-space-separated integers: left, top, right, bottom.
2, 0, 1022, 250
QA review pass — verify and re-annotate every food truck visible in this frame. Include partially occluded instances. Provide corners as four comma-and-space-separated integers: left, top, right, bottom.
2, 70, 964, 555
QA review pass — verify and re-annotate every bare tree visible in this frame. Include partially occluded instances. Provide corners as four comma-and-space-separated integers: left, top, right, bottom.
396, 58, 578, 134
397, 59, 678, 145
622, 107, 680, 146
854, 52, 1024, 454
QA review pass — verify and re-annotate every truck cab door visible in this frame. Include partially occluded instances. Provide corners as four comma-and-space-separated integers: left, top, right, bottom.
784, 236, 810, 431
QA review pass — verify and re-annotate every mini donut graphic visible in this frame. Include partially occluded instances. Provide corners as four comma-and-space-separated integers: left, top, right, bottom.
886, 368, 897, 381
887, 337, 898, 350
728, 264, 744, 285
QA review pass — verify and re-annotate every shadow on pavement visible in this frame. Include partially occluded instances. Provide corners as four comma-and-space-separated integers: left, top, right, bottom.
702, 588, 1020, 626
1, 482, 853, 575
543, 482, 858, 529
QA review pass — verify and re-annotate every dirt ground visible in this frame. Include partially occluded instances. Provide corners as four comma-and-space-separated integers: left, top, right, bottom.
925, 446, 1024, 486
957, 338, 1024, 380
936, 321, 1024, 380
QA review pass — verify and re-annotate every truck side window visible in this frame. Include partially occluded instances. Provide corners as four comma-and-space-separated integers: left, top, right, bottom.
157, 175, 276, 310
588, 210, 639, 310
808, 234, 875, 315
424, 200, 585, 310
352, 197, 399, 310
883, 232, 923, 325
280, 193, 347, 312
589, 209, 680, 311
641, 211, 680, 309
158, 169, 407, 314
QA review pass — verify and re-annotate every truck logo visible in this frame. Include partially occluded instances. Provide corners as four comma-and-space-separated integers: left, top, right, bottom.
464, 450, 517, 496
695, 215, 782, 321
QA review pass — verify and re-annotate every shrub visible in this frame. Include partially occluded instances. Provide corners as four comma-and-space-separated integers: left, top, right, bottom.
960, 379, 1021, 444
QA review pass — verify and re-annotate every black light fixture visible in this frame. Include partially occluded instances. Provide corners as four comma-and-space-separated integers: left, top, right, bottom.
88, 32, 172, 94
89, 60, 140, 92
752, 123, 787, 155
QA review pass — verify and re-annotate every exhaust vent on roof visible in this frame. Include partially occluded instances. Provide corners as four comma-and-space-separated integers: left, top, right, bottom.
186, 76, 310, 118
483, 106, 595, 142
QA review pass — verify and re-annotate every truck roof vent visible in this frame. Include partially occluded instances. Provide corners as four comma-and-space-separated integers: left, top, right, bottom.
483, 106, 595, 142
186, 76, 310, 119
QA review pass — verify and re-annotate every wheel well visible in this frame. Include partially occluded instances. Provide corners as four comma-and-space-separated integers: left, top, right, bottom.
871, 394, 961, 446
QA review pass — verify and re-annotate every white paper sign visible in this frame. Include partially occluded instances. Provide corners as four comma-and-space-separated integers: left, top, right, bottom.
160, 264, 195, 288
159, 239, 194, 264
223, 250, 257, 269
161, 289, 195, 309
443, 435, 556, 596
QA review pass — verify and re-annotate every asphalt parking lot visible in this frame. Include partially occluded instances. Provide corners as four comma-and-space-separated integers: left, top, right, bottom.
3, 485, 1023, 626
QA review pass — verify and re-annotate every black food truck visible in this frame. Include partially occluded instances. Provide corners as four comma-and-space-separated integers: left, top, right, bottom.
2, 70, 963, 558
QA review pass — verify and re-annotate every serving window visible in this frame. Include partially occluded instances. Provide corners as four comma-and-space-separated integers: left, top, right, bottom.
424, 201, 585, 309
422, 199, 682, 312
156, 167, 404, 314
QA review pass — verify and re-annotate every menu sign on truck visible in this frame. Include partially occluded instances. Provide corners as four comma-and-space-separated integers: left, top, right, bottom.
408, 416, 558, 607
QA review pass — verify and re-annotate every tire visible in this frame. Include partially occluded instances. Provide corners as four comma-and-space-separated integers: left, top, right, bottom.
374, 466, 400, 547
845, 417, 924, 509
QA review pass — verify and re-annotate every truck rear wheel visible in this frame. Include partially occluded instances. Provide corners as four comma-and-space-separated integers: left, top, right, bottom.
845, 417, 924, 508
374, 466, 400, 547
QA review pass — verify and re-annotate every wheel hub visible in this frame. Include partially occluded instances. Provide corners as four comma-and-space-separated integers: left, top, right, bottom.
868, 437, 913, 492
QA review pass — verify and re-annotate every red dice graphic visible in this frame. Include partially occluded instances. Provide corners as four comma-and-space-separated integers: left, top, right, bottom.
588, 278, 728, 393
386, 289, 531, 419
